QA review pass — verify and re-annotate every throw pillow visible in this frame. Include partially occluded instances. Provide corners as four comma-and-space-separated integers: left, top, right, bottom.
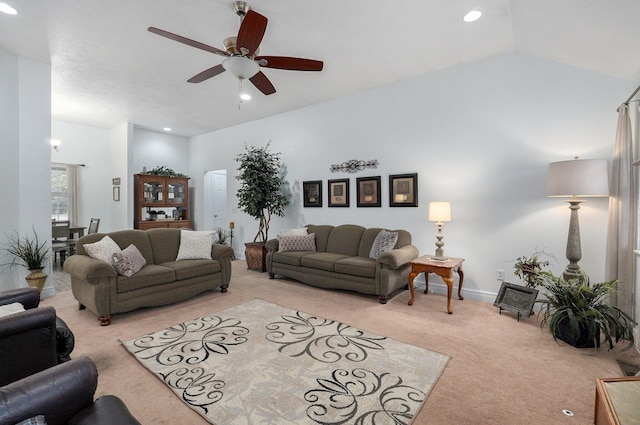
84, 235, 121, 265
16, 416, 47, 425
369, 230, 399, 259
277, 228, 308, 239
0, 302, 25, 318
278, 233, 316, 252
175, 230, 214, 261
112, 244, 147, 277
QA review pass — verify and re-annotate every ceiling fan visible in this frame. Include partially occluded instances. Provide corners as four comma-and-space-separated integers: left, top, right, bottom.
148, 1, 323, 96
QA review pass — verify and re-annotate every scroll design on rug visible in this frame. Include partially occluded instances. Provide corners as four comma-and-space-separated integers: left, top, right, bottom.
305, 368, 426, 425
265, 311, 387, 363
127, 314, 249, 412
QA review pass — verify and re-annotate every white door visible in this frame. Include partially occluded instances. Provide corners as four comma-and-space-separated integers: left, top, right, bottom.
203, 170, 227, 230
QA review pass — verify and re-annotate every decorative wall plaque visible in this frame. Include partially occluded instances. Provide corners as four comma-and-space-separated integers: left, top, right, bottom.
330, 159, 379, 173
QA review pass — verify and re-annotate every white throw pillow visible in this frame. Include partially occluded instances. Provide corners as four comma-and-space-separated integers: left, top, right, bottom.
175, 230, 214, 261
278, 228, 308, 239
0, 302, 25, 318
369, 230, 399, 260
279, 233, 316, 252
84, 235, 121, 265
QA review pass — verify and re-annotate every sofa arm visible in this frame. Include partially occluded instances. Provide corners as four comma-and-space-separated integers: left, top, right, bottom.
211, 244, 234, 259
63, 254, 117, 281
265, 238, 279, 252
377, 245, 419, 269
0, 287, 40, 309
0, 357, 97, 425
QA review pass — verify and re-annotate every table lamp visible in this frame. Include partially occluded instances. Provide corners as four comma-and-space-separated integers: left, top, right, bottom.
547, 157, 609, 281
428, 201, 451, 261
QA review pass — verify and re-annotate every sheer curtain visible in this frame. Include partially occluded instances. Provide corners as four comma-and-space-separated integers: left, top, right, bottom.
605, 103, 635, 316
68, 164, 80, 226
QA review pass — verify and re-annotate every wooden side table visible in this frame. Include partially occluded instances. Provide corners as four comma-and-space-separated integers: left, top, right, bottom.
594, 376, 640, 425
408, 256, 464, 314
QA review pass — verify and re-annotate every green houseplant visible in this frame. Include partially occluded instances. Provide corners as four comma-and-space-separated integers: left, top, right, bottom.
513, 251, 552, 288
2, 229, 50, 293
537, 271, 636, 349
235, 142, 289, 271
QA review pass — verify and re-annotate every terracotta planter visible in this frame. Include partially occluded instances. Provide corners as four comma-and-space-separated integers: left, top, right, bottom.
25, 268, 47, 294
244, 242, 267, 272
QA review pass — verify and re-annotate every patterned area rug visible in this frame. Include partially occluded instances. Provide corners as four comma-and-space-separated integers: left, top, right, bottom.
122, 299, 450, 425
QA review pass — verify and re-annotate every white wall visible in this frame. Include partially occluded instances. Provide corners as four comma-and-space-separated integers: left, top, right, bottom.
188, 53, 628, 302
0, 48, 53, 294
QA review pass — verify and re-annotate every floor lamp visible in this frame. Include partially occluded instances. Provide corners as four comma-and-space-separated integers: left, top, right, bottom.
547, 157, 609, 281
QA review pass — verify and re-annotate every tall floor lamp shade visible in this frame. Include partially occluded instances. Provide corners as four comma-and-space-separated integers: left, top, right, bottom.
428, 201, 451, 261
547, 157, 609, 281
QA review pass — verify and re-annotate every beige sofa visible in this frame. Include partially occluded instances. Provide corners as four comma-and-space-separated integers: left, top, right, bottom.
63, 228, 233, 326
266, 224, 419, 303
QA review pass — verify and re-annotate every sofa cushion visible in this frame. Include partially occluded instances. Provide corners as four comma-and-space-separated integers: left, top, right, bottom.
325, 225, 365, 256
112, 244, 147, 277
305, 225, 334, 252
278, 234, 316, 252
335, 256, 377, 278
106, 230, 155, 265
84, 236, 121, 265
175, 230, 214, 261
115, 264, 176, 293
161, 259, 221, 280
271, 251, 313, 267
301, 253, 351, 272
369, 230, 399, 259
146, 228, 181, 265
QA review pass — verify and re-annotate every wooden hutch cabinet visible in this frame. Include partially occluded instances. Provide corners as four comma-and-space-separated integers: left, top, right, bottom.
134, 174, 192, 230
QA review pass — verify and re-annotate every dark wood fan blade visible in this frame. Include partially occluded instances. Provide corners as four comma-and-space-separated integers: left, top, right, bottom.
148, 27, 229, 57
187, 64, 226, 83
255, 56, 323, 71
249, 71, 276, 95
236, 10, 267, 56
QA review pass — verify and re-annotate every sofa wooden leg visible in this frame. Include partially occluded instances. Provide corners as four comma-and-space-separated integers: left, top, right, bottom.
378, 295, 388, 304
221, 284, 228, 293
269, 273, 275, 279
99, 315, 112, 326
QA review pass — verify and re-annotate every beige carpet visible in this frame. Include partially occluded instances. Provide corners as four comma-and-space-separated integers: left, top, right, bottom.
43, 261, 638, 425
122, 299, 450, 424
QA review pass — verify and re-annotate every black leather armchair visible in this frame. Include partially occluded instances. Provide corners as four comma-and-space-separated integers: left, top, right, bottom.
0, 357, 141, 425
0, 287, 75, 386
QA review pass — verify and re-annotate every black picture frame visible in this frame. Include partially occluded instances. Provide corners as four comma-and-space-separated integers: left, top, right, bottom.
493, 282, 539, 320
389, 173, 418, 207
356, 176, 381, 207
303, 180, 323, 207
328, 178, 350, 207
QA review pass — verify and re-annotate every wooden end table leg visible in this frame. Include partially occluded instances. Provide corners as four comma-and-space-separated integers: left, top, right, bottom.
457, 268, 465, 300
443, 276, 454, 314
408, 271, 418, 306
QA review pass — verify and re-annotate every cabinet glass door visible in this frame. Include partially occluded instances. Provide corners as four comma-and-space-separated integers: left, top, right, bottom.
144, 180, 164, 203
168, 181, 186, 204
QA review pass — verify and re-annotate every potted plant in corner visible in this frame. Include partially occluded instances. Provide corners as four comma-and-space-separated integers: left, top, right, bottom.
235, 142, 289, 271
2, 229, 50, 293
537, 271, 636, 349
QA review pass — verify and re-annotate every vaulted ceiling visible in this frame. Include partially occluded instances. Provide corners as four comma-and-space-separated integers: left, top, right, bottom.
1, 0, 639, 137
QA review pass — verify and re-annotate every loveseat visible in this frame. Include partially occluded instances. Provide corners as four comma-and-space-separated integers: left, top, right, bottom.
64, 228, 234, 326
266, 224, 419, 303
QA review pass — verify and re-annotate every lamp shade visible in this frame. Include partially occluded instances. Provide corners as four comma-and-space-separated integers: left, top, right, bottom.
428, 201, 451, 222
547, 158, 609, 197
222, 56, 260, 80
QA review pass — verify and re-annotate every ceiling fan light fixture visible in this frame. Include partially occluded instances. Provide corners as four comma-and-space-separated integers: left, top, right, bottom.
0, 2, 17, 14
463, 10, 482, 22
222, 56, 260, 80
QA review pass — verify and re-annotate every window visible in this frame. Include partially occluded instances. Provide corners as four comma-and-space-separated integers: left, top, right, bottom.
51, 164, 69, 221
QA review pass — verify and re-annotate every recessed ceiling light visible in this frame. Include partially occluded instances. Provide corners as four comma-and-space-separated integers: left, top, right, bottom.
463, 10, 482, 22
0, 2, 17, 15
163, 127, 172, 132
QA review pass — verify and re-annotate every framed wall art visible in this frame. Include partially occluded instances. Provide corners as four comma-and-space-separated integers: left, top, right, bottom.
328, 178, 350, 207
389, 173, 418, 207
113, 186, 120, 202
356, 176, 381, 207
303, 180, 323, 207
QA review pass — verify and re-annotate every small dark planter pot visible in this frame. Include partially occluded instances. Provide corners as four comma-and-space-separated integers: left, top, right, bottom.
555, 317, 600, 348
244, 242, 267, 272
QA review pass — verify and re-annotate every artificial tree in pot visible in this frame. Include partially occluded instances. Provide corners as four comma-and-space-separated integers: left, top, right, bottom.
235, 142, 289, 271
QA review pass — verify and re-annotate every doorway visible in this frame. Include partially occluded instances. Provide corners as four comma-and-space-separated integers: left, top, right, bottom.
203, 170, 227, 230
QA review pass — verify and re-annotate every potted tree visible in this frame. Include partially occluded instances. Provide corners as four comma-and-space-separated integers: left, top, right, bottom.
2, 229, 50, 293
235, 142, 289, 271
537, 272, 636, 349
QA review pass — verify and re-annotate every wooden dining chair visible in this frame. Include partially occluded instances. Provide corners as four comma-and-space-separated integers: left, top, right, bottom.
88, 218, 100, 234
51, 221, 70, 264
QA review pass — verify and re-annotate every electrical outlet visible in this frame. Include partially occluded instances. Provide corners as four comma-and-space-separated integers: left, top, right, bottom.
497, 269, 504, 281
